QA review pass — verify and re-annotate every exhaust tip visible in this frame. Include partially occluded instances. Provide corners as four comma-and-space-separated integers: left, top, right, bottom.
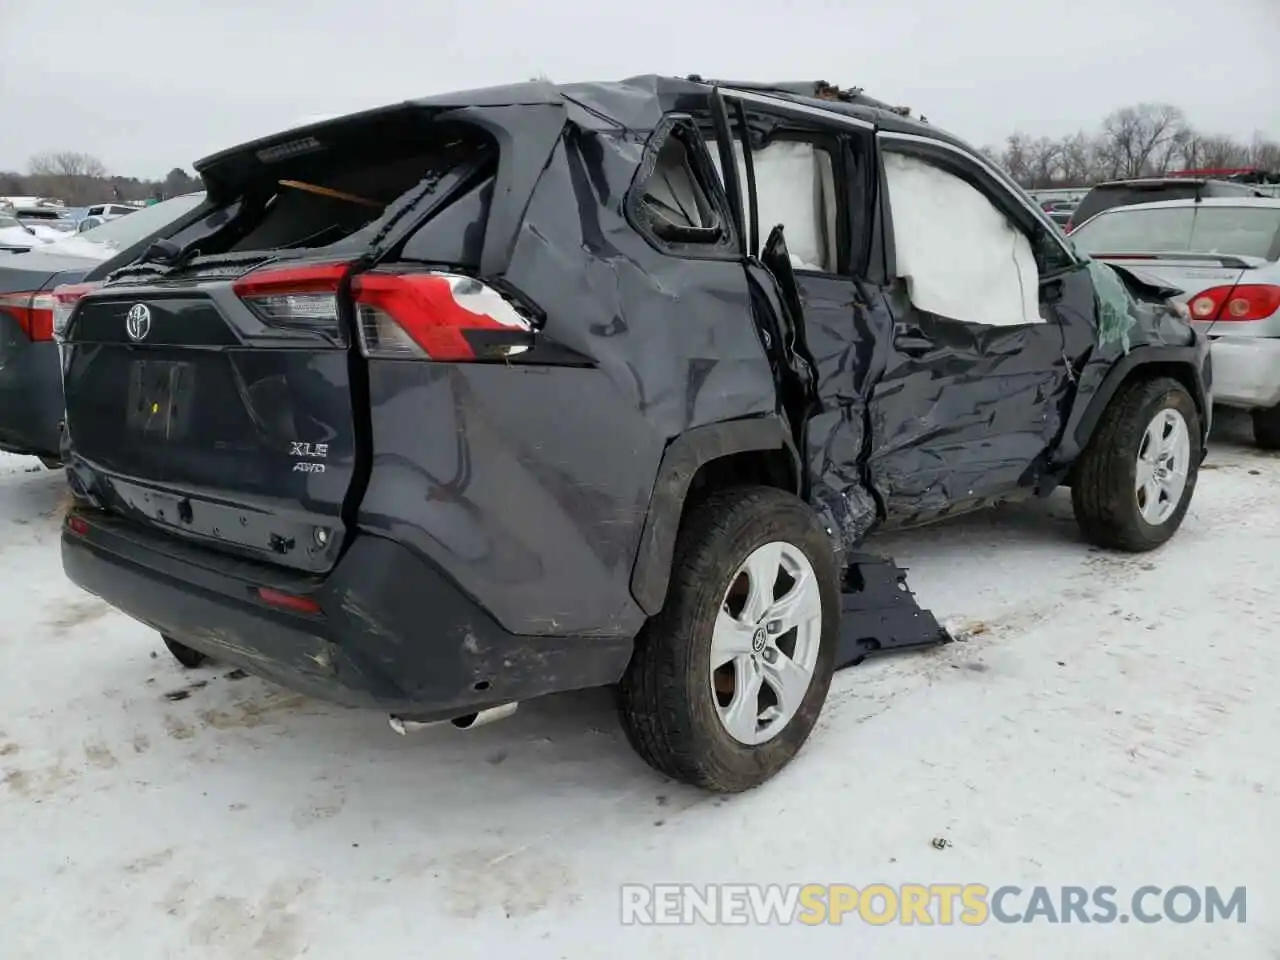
389, 701, 519, 735
451, 701, 519, 729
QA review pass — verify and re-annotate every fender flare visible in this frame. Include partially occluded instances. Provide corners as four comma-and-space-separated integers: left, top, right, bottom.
629, 415, 800, 616
1056, 342, 1210, 468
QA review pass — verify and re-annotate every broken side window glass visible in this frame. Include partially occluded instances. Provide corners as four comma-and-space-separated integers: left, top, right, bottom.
1085, 258, 1138, 352
633, 129, 724, 245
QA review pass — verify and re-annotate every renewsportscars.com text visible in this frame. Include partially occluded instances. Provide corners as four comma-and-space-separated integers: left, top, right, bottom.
620, 883, 1247, 926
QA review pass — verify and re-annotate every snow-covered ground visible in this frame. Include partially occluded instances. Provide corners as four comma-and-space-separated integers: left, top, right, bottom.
2, 412, 1277, 959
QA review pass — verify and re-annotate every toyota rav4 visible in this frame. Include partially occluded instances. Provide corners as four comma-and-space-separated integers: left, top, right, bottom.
59, 77, 1210, 792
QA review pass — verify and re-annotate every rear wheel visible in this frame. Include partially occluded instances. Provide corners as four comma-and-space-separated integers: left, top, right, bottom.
1072, 377, 1201, 552
618, 486, 839, 793
1251, 404, 1280, 450
163, 635, 209, 669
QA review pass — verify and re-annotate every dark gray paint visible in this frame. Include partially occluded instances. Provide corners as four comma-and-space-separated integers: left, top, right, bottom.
61, 76, 1210, 652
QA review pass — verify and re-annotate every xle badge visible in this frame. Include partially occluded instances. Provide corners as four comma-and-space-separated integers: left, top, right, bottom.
290, 441, 328, 474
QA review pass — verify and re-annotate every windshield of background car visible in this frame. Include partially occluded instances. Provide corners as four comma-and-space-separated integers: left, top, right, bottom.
1071, 204, 1280, 260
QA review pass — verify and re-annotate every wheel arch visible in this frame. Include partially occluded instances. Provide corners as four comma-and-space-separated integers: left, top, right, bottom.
629, 415, 802, 616
1057, 345, 1209, 470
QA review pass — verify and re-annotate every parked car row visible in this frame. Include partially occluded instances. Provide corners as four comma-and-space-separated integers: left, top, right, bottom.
0, 193, 205, 461
0, 199, 149, 254
2, 77, 1224, 792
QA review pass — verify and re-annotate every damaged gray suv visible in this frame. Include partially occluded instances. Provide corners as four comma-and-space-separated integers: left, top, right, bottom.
58, 77, 1210, 792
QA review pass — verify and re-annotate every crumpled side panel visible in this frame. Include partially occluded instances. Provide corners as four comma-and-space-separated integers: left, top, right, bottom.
501, 127, 779, 444
1087, 259, 1137, 353
863, 283, 1074, 526
787, 274, 895, 560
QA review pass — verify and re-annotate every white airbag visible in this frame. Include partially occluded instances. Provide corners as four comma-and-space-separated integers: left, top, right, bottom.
708, 140, 835, 272
883, 152, 1042, 327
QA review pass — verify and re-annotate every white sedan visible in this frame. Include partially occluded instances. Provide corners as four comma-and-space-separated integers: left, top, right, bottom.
1070, 196, 1280, 448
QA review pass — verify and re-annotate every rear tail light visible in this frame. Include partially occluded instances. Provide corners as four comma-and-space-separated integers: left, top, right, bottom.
0, 290, 55, 341
51, 281, 103, 339
353, 272, 534, 361
231, 262, 536, 360
1188, 284, 1280, 322
232, 263, 347, 336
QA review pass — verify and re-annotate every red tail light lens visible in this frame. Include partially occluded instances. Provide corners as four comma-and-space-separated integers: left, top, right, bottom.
51, 281, 104, 339
231, 263, 535, 359
353, 272, 534, 361
232, 262, 348, 335
0, 290, 55, 341
65, 515, 90, 537
1188, 284, 1280, 322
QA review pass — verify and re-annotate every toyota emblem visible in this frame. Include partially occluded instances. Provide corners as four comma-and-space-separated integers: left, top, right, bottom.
125, 303, 152, 342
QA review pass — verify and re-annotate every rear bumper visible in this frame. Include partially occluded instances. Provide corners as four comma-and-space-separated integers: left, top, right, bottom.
1209, 336, 1280, 410
0, 338, 63, 458
62, 511, 635, 720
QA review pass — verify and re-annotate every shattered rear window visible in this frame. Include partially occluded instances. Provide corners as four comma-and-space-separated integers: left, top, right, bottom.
179, 115, 496, 263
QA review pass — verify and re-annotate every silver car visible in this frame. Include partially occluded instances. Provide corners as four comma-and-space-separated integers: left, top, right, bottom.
1070, 197, 1280, 447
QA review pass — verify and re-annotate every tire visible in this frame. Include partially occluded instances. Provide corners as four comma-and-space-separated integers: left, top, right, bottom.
618, 486, 840, 793
163, 635, 209, 669
1251, 404, 1280, 451
1071, 376, 1201, 552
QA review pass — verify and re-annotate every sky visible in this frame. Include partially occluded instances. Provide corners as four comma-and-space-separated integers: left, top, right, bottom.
1, 0, 1277, 179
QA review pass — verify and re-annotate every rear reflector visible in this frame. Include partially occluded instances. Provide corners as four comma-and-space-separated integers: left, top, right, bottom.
51, 281, 104, 339
256, 586, 322, 616
66, 515, 89, 537
0, 290, 55, 341
353, 272, 533, 361
1188, 284, 1280, 322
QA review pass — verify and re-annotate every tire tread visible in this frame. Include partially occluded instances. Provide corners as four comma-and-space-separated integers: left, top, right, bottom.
619, 486, 837, 793
1071, 376, 1199, 552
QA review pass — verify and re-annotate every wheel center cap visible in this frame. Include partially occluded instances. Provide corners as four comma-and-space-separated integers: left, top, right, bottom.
751, 628, 768, 654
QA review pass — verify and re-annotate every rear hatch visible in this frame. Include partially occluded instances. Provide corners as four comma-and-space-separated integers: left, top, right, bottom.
61, 105, 507, 574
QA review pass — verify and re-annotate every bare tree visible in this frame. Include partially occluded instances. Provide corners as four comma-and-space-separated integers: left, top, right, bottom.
1248, 135, 1280, 172
1182, 134, 1251, 170
29, 151, 107, 180
1026, 136, 1065, 188
1095, 103, 1188, 178
1059, 131, 1097, 186
1000, 133, 1033, 185
26, 151, 109, 204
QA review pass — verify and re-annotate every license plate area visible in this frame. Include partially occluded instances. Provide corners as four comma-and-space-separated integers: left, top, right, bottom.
127, 360, 193, 440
